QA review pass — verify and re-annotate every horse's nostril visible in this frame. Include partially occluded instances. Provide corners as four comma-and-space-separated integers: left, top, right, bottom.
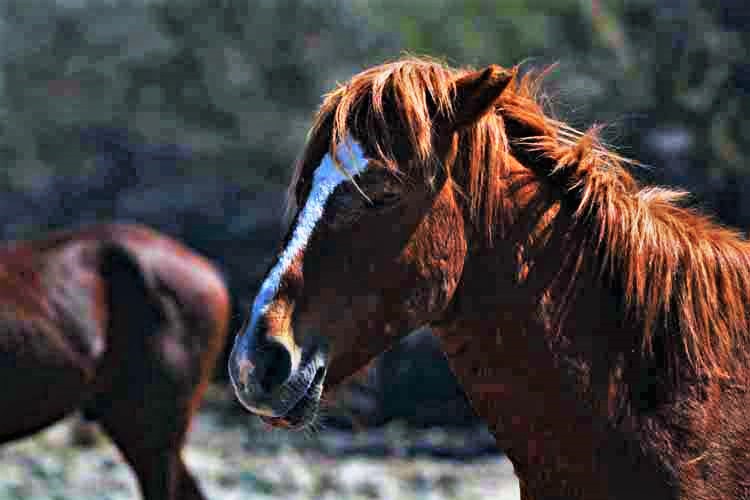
236, 360, 252, 391
255, 342, 292, 394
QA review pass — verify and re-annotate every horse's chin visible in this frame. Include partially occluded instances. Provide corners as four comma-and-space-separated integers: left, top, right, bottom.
260, 365, 326, 431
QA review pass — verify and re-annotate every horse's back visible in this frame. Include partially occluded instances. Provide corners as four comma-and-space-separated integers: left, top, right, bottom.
35, 222, 231, 344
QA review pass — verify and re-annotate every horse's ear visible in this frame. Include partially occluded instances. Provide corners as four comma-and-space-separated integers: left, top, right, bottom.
449, 65, 512, 130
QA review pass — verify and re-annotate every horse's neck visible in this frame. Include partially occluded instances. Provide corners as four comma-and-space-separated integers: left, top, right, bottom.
433, 247, 612, 446
432, 192, 660, 495
432, 287, 672, 498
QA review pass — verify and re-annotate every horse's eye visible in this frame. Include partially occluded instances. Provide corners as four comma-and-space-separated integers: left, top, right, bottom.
367, 192, 400, 209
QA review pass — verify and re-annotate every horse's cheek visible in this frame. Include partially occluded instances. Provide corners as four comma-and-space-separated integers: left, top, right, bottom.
401, 211, 466, 319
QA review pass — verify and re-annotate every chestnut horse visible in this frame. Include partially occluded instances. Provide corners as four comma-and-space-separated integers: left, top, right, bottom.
2, 223, 230, 500
229, 56, 750, 499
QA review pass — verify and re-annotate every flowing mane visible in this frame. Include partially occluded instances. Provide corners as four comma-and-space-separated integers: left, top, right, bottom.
291, 56, 750, 379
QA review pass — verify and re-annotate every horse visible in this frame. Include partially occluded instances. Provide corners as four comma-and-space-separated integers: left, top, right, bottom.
228, 55, 750, 499
1, 222, 230, 500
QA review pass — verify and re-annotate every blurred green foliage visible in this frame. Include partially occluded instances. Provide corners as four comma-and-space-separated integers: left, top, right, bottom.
0, 0, 396, 192
1, 0, 748, 207
361, 0, 749, 178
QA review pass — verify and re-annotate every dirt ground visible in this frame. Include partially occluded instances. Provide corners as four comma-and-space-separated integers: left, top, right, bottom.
0, 387, 520, 500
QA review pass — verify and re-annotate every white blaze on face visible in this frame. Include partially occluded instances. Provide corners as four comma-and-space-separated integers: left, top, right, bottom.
247, 135, 370, 342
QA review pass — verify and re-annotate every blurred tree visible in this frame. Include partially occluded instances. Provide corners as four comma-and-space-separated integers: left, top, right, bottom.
0, 0, 399, 227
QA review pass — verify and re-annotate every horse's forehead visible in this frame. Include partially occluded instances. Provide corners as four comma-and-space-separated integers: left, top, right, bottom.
311, 136, 368, 184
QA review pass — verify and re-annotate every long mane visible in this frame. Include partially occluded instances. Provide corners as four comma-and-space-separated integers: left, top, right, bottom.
293, 55, 750, 378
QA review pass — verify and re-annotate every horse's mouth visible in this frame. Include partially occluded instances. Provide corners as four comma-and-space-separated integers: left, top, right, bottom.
260, 365, 326, 430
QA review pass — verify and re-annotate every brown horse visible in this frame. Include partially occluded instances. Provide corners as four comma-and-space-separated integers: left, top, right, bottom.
1, 222, 230, 500
229, 56, 750, 499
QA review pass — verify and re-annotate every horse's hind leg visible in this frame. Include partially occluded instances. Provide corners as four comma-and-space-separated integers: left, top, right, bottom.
92, 244, 206, 500
94, 372, 205, 500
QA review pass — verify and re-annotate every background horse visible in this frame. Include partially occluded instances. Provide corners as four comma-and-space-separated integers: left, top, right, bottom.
1, 222, 230, 500
228, 56, 750, 499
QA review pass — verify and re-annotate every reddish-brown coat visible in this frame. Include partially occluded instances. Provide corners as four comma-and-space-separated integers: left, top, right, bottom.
0, 223, 230, 500
282, 57, 750, 499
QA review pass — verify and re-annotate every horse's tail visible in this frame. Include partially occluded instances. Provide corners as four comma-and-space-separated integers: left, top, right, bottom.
98, 241, 163, 327
108, 225, 231, 411
82, 224, 231, 422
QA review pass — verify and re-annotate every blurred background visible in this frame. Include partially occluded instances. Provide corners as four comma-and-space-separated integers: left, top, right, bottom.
0, 0, 748, 498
